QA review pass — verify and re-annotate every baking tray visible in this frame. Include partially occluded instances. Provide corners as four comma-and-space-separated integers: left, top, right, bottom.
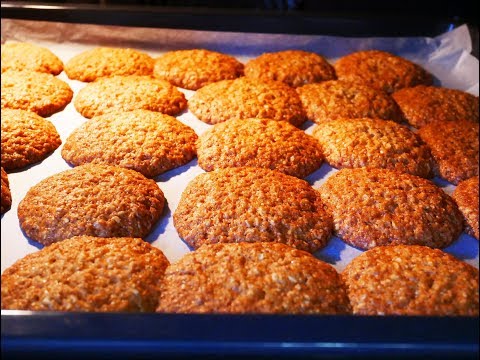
1, 4, 479, 359
2, 311, 478, 359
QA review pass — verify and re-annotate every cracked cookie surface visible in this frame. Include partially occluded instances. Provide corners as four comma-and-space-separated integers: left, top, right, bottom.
318, 167, 463, 250
342, 245, 479, 315
157, 242, 351, 314
1, 236, 169, 312
174, 167, 332, 253
18, 164, 165, 245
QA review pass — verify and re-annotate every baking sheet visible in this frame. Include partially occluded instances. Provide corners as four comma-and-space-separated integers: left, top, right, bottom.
1, 19, 479, 274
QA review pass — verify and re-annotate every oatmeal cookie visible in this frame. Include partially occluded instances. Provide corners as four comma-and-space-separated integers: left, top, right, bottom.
1, 41, 64, 75
244, 50, 336, 87
74, 75, 187, 118
392, 85, 479, 128
196, 118, 323, 178
1, 167, 12, 214
153, 49, 244, 90
318, 167, 463, 250
452, 176, 479, 240
334, 50, 432, 94
173, 167, 332, 253
188, 77, 306, 126
1, 109, 61, 170
297, 80, 403, 124
311, 118, 433, 178
342, 245, 479, 315
62, 110, 197, 178
1, 70, 73, 117
418, 120, 479, 184
1, 236, 169, 312
18, 164, 165, 245
157, 242, 351, 314
65, 47, 154, 82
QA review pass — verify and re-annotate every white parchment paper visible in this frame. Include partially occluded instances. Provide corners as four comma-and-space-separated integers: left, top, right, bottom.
1, 19, 479, 273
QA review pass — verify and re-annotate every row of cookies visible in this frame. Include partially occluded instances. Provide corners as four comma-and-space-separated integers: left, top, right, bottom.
1, 86, 478, 183
2, 42, 478, 125
1, 234, 478, 315
3, 61, 478, 129
1, 41, 428, 92
1, 103, 477, 183
2, 110, 478, 248
3, 145, 477, 251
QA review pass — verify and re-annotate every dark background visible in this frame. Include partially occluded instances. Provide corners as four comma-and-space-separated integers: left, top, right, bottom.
3, 0, 479, 24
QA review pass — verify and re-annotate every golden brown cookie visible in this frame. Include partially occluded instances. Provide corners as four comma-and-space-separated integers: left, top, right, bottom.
1, 236, 169, 312
1, 70, 73, 117
196, 118, 323, 178
62, 110, 197, 178
334, 50, 432, 94
296, 80, 403, 124
18, 164, 165, 246
174, 167, 332, 253
157, 242, 351, 314
1, 167, 12, 214
188, 77, 306, 126
1, 109, 62, 170
244, 50, 336, 87
311, 118, 433, 178
74, 75, 187, 119
418, 120, 479, 184
153, 49, 244, 90
452, 176, 479, 240
342, 245, 479, 315
65, 47, 154, 82
318, 167, 463, 250
1, 41, 64, 75
392, 86, 479, 128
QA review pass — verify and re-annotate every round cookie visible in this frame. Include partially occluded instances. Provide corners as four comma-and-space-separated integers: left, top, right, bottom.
62, 110, 198, 178
157, 242, 351, 314
452, 176, 479, 240
1, 109, 62, 170
244, 50, 336, 88
392, 86, 479, 128
311, 118, 433, 178
174, 167, 332, 253
196, 118, 323, 178
1, 236, 170, 312
1, 41, 64, 75
342, 245, 479, 315
74, 75, 187, 118
334, 50, 432, 94
417, 120, 479, 185
1, 167, 12, 214
18, 164, 165, 246
188, 77, 306, 126
153, 49, 244, 90
296, 80, 403, 124
318, 167, 463, 250
1, 70, 73, 117
65, 47, 154, 82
